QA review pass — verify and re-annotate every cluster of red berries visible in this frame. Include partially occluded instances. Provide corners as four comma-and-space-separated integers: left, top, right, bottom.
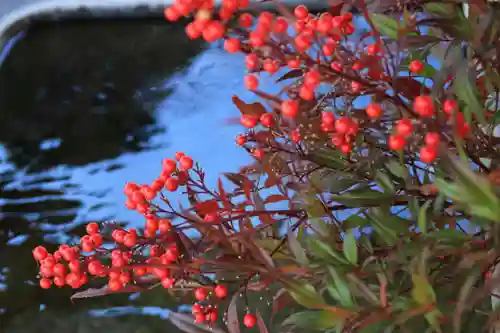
321, 112, 359, 154
33, 150, 260, 327
386, 97, 470, 163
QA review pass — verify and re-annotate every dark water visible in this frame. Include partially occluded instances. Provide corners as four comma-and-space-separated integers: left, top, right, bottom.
0, 17, 255, 332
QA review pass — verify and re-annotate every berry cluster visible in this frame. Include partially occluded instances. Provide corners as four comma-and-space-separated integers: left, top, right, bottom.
33, 152, 262, 327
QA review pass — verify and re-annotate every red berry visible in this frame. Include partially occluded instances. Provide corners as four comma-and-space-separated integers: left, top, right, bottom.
68, 260, 80, 273
202, 21, 225, 43
243, 313, 257, 328
214, 284, 228, 298
281, 100, 299, 118
366, 43, 380, 55
273, 17, 288, 33
179, 156, 193, 170
161, 278, 175, 289
54, 276, 65, 287
185, 23, 201, 40
175, 152, 185, 161
340, 143, 352, 154
33, 246, 48, 261
414, 95, 434, 117
124, 233, 137, 247
240, 114, 258, 128
424, 132, 440, 147
88, 261, 104, 275
294, 5, 308, 19
351, 81, 362, 92
236, 135, 246, 146
224, 38, 241, 53
53, 263, 66, 276
165, 177, 179, 191
253, 148, 265, 159
159, 219, 172, 234
162, 158, 177, 174
192, 303, 203, 314
322, 43, 335, 56
321, 112, 335, 125
194, 287, 208, 301
86, 222, 99, 235
194, 313, 205, 324
288, 59, 300, 69
260, 113, 274, 127
304, 70, 321, 88
299, 85, 314, 101
365, 103, 382, 118
335, 117, 351, 134
40, 278, 52, 289
244, 75, 259, 90
263, 59, 279, 73
330, 61, 342, 71
409, 60, 424, 74
239, 13, 253, 27
420, 145, 437, 163
165, 246, 179, 261
164, 7, 180, 22
396, 118, 413, 136
108, 279, 122, 291
249, 30, 266, 47
388, 134, 407, 150
443, 99, 457, 115
245, 53, 259, 70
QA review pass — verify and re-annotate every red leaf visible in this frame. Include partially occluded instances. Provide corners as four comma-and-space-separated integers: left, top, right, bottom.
243, 178, 253, 204
252, 90, 283, 105
232, 95, 266, 118
218, 178, 231, 210
264, 194, 288, 204
394, 77, 430, 100
276, 69, 303, 82
194, 199, 220, 215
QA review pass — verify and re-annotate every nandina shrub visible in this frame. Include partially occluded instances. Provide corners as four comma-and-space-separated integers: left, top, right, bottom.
32, 1, 500, 332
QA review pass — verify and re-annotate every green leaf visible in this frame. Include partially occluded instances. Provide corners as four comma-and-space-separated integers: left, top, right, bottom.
343, 230, 358, 265
427, 229, 471, 244
308, 150, 347, 170
453, 63, 485, 125
283, 280, 325, 309
425, 3, 452, 17
309, 239, 349, 265
331, 188, 393, 207
375, 171, 395, 194
418, 200, 432, 234
282, 311, 343, 330
411, 273, 436, 306
369, 13, 399, 39
343, 214, 369, 230
327, 267, 355, 308
386, 160, 409, 179
288, 226, 309, 266
436, 156, 500, 222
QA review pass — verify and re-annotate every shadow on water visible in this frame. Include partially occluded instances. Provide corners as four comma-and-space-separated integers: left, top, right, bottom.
0, 17, 204, 332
